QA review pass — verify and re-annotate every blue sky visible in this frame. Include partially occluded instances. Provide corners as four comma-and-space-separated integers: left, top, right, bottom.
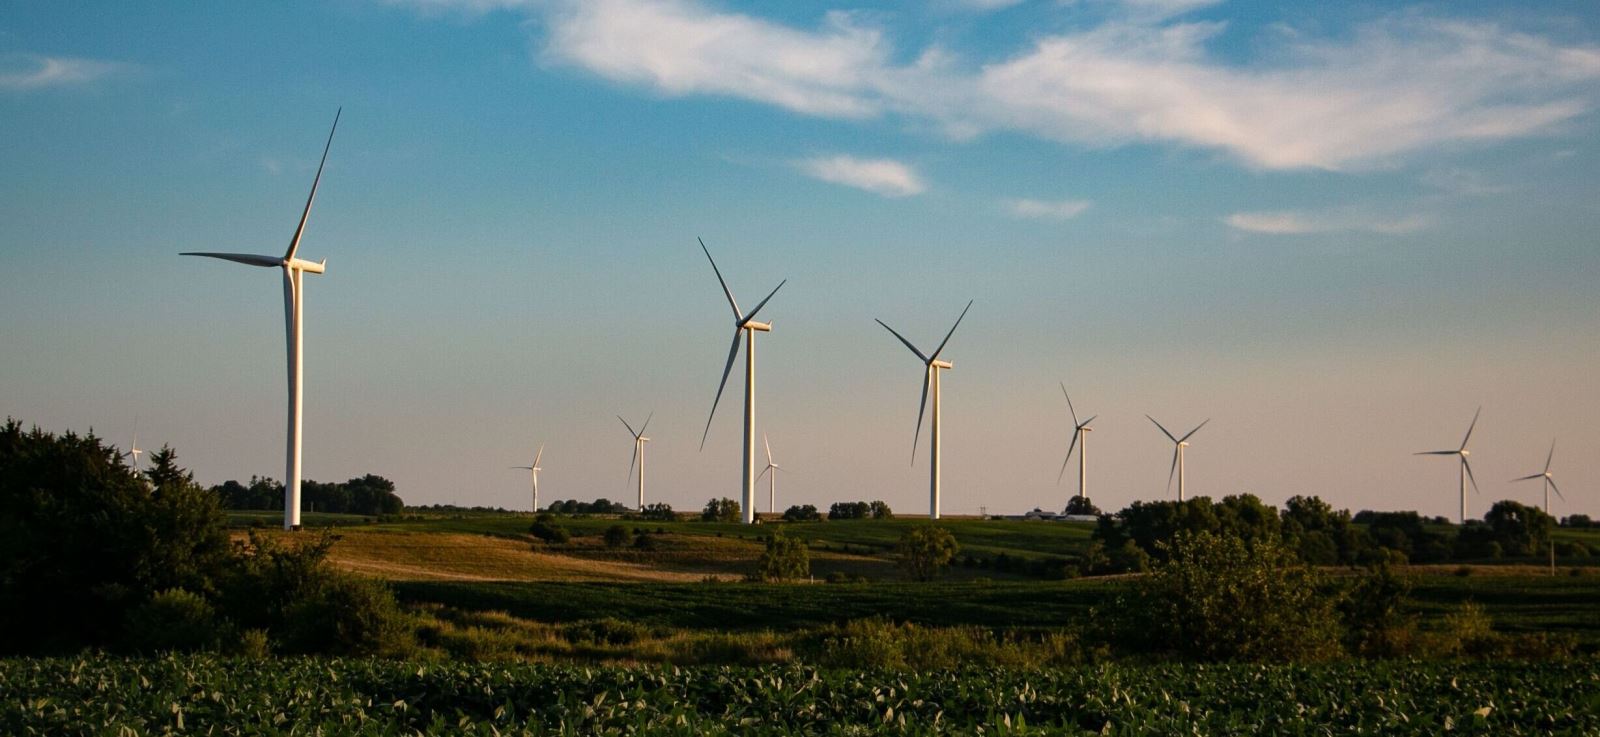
2, 0, 1598, 518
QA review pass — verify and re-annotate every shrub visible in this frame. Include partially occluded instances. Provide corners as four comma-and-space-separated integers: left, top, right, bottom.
638, 503, 676, 522
1106, 531, 1343, 662
632, 533, 657, 551
564, 618, 647, 646
1339, 561, 1415, 658
124, 588, 225, 653
702, 498, 740, 523
529, 521, 570, 544
782, 504, 821, 522
280, 573, 413, 657
603, 524, 632, 548
756, 531, 810, 582
896, 527, 959, 581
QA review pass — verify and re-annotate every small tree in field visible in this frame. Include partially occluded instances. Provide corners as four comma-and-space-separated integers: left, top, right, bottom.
896, 527, 959, 581
603, 524, 632, 548
1107, 531, 1343, 662
756, 530, 810, 581
702, 497, 741, 522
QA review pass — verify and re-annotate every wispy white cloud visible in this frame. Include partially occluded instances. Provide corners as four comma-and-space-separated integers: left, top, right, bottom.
0, 54, 126, 91
795, 155, 926, 197
1007, 197, 1091, 219
405, 0, 1600, 171
1224, 209, 1431, 235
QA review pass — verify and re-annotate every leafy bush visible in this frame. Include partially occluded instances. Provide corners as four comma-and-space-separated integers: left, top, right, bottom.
702, 497, 740, 522
755, 531, 810, 582
1106, 531, 1343, 662
124, 588, 226, 653
280, 573, 414, 657
781, 504, 820, 522
603, 524, 632, 548
896, 527, 959, 581
529, 521, 570, 543
637, 502, 676, 521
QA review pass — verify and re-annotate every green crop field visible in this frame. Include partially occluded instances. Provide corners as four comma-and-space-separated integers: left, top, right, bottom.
4, 656, 1597, 735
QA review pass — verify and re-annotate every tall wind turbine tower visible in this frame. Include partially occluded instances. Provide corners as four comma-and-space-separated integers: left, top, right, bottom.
1415, 406, 1481, 524
877, 300, 973, 520
757, 433, 783, 514
123, 422, 146, 478
511, 444, 544, 512
1056, 385, 1096, 506
620, 414, 652, 510
1512, 440, 1564, 515
1148, 415, 1209, 501
697, 238, 786, 525
182, 109, 340, 531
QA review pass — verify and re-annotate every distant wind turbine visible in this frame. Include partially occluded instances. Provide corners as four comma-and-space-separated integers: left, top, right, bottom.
1512, 439, 1564, 515
1056, 385, 1096, 506
1415, 406, 1482, 524
511, 444, 545, 513
124, 420, 146, 477
181, 109, 340, 531
1148, 415, 1209, 501
620, 414, 652, 510
697, 238, 785, 525
757, 433, 783, 514
877, 300, 973, 520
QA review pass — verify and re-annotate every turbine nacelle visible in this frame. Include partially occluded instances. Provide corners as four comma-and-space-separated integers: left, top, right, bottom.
930, 359, 953, 369
743, 321, 772, 332
288, 257, 327, 274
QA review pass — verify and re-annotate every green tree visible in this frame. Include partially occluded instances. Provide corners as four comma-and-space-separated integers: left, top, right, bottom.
755, 530, 810, 581
603, 524, 632, 548
896, 526, 959, 581
702, 497, 740, 522
1107, 531, 1343, 662
782, 504, 821, 522
868, 500, 894, 519
638, 502, 676, 521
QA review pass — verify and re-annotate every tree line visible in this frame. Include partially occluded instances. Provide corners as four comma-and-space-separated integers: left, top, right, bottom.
210, 474, 404, 516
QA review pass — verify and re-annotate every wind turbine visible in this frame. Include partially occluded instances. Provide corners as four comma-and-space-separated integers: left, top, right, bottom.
1415, 406, 1481, 524
620, 414, 652, 510
697, 238, 786, 525
756, 433, 783, 514
181, 108, 340, 531
511, 444, 545, 512
1512, 439, 1564, 515
124, 421, 146, 477
877, 300, 973, 520
1056, 385, 1096, 507
1148, 415, 1209, 501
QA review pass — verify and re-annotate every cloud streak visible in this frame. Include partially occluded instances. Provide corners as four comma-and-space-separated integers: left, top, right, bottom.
0, 54, 126, 91
1224, 210, 1431, 235
795, 155, 926, 197
506, 0, 1600, 170
1007, 198, 1091, 220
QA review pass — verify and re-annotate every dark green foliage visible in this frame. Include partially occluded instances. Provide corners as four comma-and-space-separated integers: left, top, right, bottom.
0, 421, 232, 653
546, 498, 629, 514
701, 497, 740, 522
1064, 496, 1100, 516
637, 502, 676, 521
279, 574, 414, 657
6, 656, 1600, 735
828, 500, 892, 519
869, 500, 893, 519
211, 473, 403, 515
781, 504, 820, 522
1107, 531, 1344, 662
897, 526, 959, 581
123, 588, 226, 653
1093, 495, 1283, 561
1339, 561, 1416, 657
1280, 495, 1370, 565
1476, 500, 1555, 557
1562, 514, 1594, 528
755, 530, 810, 582
528, 521, 570, 543
603, 524, 632, 548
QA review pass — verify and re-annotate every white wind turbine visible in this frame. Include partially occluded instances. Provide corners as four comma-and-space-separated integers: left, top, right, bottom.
756, 433, 783, 514
620, 414, 652, 510
511, 444, 545, 513
1055, 385, 1096, 507
1415, 406, 1481, 524
1512, 439, 1564, 515
1148, 415, 1209, 501
697, 238, 786, 525
877, 300, 973, 520
182, 109, 340, 531
124, 420, 146, 477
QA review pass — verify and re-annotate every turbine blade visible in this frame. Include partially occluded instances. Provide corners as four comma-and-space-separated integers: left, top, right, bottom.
1061, 383, 1079, 428
1167, 447, 1179, 496
639, 412, 653, 436
743, 280, 786, 323
764, 433, 773, 465
1549, 478, 1565, 501
876, 319, 928, 362
1511, 473, 1545, 482
1147, 415, 1177, 443
698, 237, 742, 320
1545, 439, 1555, 475
533, 444, 544, 468
618, 415, 638, 437
1459, 406, 1481, 451
181, 252, 282, 268
511, 466, 533, 470
757, 466, 771, 480
1056, 431, 1079, 485
929, 299, 973, 360
1081, 415, 1098, 428
286, 107, 340, 262
911, 364, 931, 463
1463, 457, 1480, 495
701, 329, 743, 450
1415, 450, 1459, 456
1179, 418, 1211, 444
628, 443, 638, 485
